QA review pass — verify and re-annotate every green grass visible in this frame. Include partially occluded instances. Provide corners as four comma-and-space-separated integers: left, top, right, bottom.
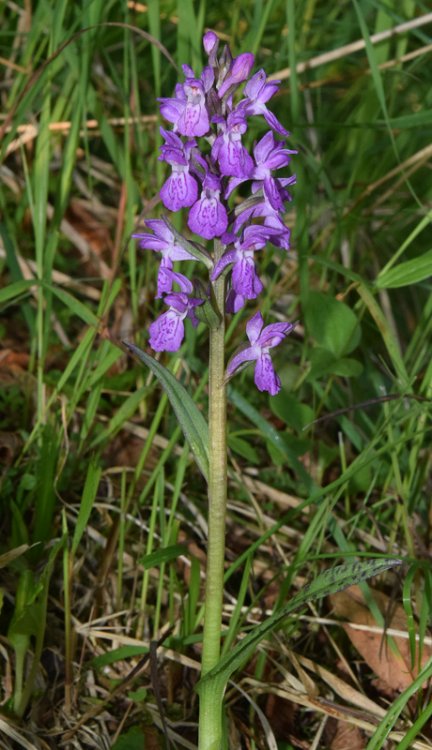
1, 1, 431, 748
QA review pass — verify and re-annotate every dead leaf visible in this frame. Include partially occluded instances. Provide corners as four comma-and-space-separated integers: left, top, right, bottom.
329, 585, 432, 695
326, 718, 366, 750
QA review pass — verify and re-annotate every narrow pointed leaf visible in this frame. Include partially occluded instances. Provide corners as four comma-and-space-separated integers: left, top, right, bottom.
197, 558, 402, 698
375, 248, 432, 289
124, 342, 209, 480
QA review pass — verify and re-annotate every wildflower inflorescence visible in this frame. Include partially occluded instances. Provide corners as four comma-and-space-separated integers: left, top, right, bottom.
134, 31, 297, 395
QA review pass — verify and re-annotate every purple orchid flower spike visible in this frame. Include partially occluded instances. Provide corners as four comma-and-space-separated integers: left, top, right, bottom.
158, 129, 199, 211
211, 111, 254, 178
188, 173, 228, 239
239, 69, 289, 136
226, 311, 296, 395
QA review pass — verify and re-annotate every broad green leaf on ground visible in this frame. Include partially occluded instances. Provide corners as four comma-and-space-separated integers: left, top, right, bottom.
124, 342, 209, 481
196, 558, 402, 701
111, 726, 147, 750
307, 348, 363, 379
375, 248, 432, 289
304, 291, 361, 357
270, 393, 314, 432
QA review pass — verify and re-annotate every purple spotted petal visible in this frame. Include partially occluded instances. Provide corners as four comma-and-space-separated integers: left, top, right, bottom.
149, 309, 185, 352
254, 353, 281, 394
216, 136, 254, 179
160, 168, 198, 211
177, 79, 210, 136
232, 256, 263, 299
188, 198, 228, 239
188, 176, 228, 239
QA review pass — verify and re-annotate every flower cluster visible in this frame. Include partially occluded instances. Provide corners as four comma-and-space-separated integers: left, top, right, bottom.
134, 31, 296, 394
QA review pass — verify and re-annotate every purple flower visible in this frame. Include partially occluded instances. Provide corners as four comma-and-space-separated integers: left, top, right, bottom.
251, 131, 296, 210
212, 225, 282, 310
188, 173, 228, 239
211, 111, 254, 178
239, 69, 288, 136
217, 53, 255, 98
133, 219, 196, 297
149, 285, 202, 352
158, 129, 199, 211
158, 68, 214, 137
226, 311, 295, 395
226, 130, 295, 203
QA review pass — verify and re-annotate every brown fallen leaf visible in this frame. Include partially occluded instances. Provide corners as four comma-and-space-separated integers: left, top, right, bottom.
326, 717, 366, 750
329, 585, 432, 695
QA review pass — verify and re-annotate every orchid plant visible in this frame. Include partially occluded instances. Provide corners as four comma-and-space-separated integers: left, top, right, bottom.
126, 31, 401, 750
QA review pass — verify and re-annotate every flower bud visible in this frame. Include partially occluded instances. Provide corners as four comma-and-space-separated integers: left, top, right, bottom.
203, 30, 218, 56
218, 53, 255, 98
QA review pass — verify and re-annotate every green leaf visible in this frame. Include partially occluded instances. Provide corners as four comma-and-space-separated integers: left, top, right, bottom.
378, 109, 432, 129
111, 726, 146, 750
308, 349, 364, 379
139, 543, 188, 568
304, 291, 360, 357
92, 645, 149, 670
270, 393, 314, 432
376, 248, 432, 289
228, 434, 259, 464
228, 386, 313, 490
197, 558, 401, 701
356, 284, 409, 387
0, 279, 35, 305
124, 342, 209, 480
44, 283, 99, 326
71, 455, 102, 557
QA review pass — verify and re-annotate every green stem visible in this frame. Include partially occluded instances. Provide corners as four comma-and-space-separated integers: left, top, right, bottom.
198, 241, 227, 750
